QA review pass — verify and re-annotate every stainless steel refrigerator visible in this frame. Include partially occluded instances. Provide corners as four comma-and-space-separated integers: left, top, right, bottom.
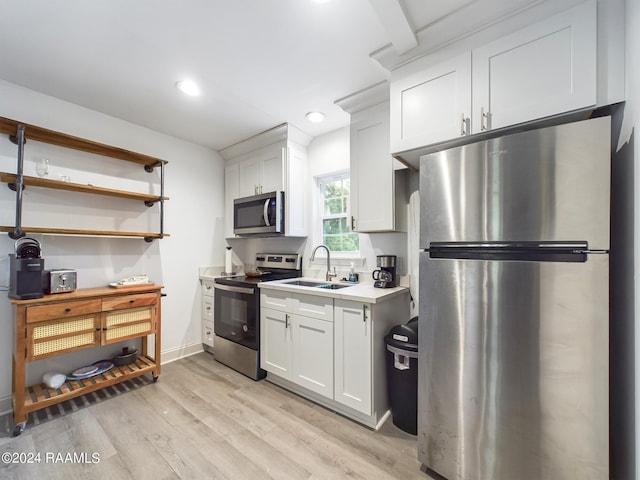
418, 116, 610, 480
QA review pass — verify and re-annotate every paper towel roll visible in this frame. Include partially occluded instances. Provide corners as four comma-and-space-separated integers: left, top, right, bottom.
225, 247, 233, 274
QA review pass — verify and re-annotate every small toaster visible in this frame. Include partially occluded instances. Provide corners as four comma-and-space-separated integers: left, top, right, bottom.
43, 269, 77, 294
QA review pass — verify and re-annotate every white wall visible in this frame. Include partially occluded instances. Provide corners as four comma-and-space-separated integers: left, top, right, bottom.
0, 81, 225, 412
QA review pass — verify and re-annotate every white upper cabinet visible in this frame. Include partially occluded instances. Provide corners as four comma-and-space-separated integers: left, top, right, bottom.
472, 0, 597, 133
220, 123, 310, 238
390, 0, 598, 153
336, 84, 407, 233
390, 52, 472, 152
238, 144, 285, 198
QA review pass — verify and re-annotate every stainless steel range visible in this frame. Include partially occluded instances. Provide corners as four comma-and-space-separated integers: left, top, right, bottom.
213, 253, 302, 380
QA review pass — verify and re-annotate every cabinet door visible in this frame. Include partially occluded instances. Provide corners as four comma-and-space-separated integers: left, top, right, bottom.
285, 144, 308, 237
259, 145, 284, 193
390, 52, 471, 152
238, 159, 261, 197
238, 145, 284, 197
102, 306, 155, 344
334, 300, 372, 415
472, 0, 596, 132
351, 101, 394, 232
260, 307, 292, 379
292, 315, 334, 398
27, 315, 101, 361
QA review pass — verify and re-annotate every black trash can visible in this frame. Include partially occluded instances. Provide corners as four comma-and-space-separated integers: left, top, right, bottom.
385, 316, 419, 435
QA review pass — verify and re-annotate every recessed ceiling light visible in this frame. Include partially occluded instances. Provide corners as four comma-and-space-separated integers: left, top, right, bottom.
306, 111, 325, 123
176, 80, 200, 97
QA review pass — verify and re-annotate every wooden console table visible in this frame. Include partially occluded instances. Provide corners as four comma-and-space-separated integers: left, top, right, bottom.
9, 284, 162, 436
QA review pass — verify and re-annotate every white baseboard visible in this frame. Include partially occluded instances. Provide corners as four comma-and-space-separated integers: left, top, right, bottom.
160, 342, 205, 365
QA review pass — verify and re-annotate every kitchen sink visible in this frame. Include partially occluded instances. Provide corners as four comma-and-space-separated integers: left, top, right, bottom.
315, 283, 349, 290
281, 279, 350, 290
282, 280, 327, 287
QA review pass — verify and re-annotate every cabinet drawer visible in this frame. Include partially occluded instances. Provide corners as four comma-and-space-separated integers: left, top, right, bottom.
26, 299, 102, 324
102, 292, 158, 311
201, 280, 215, 297
27, 315, 101, 360
292, 294, 333, 321
103, 306, 155, 343
202, 296, 214, 321
261, 290, 292, 312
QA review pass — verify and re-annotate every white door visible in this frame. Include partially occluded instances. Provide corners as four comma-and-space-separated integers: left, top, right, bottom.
351, 101, 395, 232
292, 315, 334, 398
260, 307, 292, 379
334, 300, 372, 415
472, 0, 596, 132
390, 52, 471, 152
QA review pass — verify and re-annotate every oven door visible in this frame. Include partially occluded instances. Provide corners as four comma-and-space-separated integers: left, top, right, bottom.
214, 283, 259, 350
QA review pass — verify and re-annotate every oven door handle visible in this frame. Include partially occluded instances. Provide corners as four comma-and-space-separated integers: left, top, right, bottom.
214, 283, 255, 295
263, 198, 271, 227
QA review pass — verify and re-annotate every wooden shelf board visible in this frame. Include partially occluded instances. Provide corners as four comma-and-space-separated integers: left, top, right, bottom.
22, 355, 157, 413
0, 116, 168, 167
0, 172, 168, 202
0, 226, 169, 239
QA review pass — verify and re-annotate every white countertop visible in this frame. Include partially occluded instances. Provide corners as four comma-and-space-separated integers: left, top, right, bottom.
258, 277, 409, 304
199, 266, 226, 280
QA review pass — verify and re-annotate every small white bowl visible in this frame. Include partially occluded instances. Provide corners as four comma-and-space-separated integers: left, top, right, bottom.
42, 372, 66, 389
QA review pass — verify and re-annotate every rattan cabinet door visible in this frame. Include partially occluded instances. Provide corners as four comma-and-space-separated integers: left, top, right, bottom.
101, 305, 156, 344
27, 315, 101, 361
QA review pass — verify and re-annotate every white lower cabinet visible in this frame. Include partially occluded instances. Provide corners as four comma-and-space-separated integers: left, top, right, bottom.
292, 314, 333, 397
201, 279, 215, 350
261, 307, 292, 377
334, 300, 372, 415
260, 288, 410, 429
261, 292, 334, 399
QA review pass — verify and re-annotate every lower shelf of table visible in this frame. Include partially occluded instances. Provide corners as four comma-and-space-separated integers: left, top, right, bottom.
21, 355, 158, 415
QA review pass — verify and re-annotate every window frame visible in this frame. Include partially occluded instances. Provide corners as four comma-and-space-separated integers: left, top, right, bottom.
314, 170, 362, 264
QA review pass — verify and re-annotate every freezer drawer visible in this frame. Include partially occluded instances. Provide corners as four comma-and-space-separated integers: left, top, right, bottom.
419, 116, 611, 250
418, 253, 609, 480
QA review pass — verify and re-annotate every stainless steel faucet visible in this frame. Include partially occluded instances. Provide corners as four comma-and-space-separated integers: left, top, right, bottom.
311, 244, 337, 282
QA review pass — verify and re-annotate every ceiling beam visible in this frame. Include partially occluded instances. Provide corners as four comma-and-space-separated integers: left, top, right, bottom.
368, 0, 418, 55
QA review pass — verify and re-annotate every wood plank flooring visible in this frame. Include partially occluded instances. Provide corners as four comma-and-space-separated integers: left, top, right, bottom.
0, 352, 427, 479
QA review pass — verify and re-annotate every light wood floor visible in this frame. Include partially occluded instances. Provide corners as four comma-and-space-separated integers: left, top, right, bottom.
0, 352, 427, 479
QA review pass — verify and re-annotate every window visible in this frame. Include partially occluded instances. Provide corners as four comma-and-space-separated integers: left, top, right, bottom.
318, 172, 359, 253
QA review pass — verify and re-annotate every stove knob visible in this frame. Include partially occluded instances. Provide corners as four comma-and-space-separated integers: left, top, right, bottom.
242, 324, 248, 333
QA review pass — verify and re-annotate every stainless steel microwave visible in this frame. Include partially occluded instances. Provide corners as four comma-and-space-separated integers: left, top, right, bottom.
233, 191, 284, 236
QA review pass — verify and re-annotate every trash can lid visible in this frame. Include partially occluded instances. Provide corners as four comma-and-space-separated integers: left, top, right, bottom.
385, 317, 418, 351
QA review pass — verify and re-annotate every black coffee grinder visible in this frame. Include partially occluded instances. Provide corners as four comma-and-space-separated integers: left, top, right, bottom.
372, 255, 397, 288
9, 237, 45, 299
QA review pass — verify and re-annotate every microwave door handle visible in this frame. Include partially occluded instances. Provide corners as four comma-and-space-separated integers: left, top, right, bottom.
263, 199, 271, 227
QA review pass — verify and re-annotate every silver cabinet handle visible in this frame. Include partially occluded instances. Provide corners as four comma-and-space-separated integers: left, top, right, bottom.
481, 107, 491, 131
460, 114, 470, 136
362, 304, 368, 322
285, 314, 289, 328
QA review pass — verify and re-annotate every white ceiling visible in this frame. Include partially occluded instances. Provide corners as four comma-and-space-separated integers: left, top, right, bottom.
0, 0, 541, 152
